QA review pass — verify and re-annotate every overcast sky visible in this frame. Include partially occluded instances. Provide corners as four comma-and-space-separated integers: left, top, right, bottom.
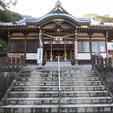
10, 0, 113, 18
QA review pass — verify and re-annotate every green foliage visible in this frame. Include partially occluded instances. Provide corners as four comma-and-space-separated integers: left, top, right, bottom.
0, 39, 8, 52
0, 0, 6, 9
0, 9, 22, 22
0, 0, 21, 22
0, 0, 17, 10
83, 14, 113, 23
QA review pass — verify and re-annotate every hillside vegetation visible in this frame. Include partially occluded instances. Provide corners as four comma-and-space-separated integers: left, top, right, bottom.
0, 0, 21, 22
0, 9, 22, 22
83, 14, 113, 23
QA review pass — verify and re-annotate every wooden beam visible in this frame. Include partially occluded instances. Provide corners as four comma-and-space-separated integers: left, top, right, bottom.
8, 31, 11, 53
89, 34, 92, 64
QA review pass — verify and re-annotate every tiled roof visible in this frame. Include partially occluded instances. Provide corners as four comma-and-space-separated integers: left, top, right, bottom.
25, 17, 40, 23
0, 17, 26, 26
90, 18, 113, 26
0, 14, 91, 26
0, 14, 112, 27
0, 0, 113, 27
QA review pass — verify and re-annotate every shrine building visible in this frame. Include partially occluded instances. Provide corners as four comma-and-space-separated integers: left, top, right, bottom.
0, 1, 113, 65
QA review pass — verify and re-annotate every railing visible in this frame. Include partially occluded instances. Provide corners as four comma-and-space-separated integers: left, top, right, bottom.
92, 55, 113, 71
58, 56, 61, 113
0, 56, 25, 101
92, 55, 113, 98
94, 69, 113, 99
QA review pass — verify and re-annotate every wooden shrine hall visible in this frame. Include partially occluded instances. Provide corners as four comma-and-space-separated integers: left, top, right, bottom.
0, 1, 113, 65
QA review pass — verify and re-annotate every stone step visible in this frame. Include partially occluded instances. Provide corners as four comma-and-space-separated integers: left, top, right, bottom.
17, 76, 100, 81
20, 70, 94, 75
19, 73, 95, 78
21, 70, 94, 73
8, 91, 109, 98
0, 104, 113, 113
4, 97, 112, 105
1, 68, 112, 113
2, 103, 113, 108
61, 74, 95, 77
11, 85, 105, 91
14, 81, 102, 86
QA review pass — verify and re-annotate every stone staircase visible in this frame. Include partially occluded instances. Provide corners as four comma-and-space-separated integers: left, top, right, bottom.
0, 67, 113, 113
45, 61, 72, 66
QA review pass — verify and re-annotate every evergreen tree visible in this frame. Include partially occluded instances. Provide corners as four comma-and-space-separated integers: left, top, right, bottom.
0, 0, 22, 22
0, 9, 22, 22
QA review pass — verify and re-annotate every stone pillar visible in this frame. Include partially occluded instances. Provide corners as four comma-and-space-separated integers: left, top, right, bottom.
74, 29, 78, 65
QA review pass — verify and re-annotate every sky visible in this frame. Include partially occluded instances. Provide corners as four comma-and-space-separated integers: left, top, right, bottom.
10, 0, 113, 18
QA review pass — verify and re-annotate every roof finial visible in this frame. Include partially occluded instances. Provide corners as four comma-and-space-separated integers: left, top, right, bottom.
56, 0, 62, 7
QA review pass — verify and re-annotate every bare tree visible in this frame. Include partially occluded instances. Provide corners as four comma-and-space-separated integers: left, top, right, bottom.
0, 0, 17, 9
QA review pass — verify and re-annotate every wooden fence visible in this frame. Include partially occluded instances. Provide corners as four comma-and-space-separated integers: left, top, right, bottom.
0, 56, 25, 101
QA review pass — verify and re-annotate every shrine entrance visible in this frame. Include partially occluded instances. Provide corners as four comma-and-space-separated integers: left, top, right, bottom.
44, 43, 74, 62
39, 9, 79, 64
53, 50, 64, 62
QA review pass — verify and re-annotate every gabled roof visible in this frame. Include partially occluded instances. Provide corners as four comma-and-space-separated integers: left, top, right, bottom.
26, 13, 90, 26
26, 0, 91, 26
0, 0, 113, 27
48, 0, 69, 14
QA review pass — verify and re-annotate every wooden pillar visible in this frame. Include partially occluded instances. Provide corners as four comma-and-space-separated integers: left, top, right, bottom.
70, 47, 73, 60
106, 31, 109, 58
50, 39, 53, 61
89, 34, 92, 63
24, 33, 27, 61
44, 48, 47, 60
74, 29, 78, 65
8, 32, 11, 53
64, 41, 67, 61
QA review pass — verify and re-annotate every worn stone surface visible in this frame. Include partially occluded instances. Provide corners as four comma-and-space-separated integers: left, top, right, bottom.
0, 66, 113, 113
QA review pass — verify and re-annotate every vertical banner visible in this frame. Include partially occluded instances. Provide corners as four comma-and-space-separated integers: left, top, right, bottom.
39, 31, 43, 48
106, 31, 109, 58
74, 29, 78, 61
37, 48, 43, 65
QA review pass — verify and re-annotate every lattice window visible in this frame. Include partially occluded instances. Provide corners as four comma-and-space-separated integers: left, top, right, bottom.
26, 40, 39, 53
92, 41, 106, 53
10, 40, 24, 53
78, 41, 90, 53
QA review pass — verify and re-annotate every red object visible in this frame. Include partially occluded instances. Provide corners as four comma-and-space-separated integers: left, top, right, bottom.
106, 42, 108, 58
54, 56, 63, 62
99, 57, 101, 64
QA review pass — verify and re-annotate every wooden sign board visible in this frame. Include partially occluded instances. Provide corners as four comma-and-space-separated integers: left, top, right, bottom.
44, 41, 74, 45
